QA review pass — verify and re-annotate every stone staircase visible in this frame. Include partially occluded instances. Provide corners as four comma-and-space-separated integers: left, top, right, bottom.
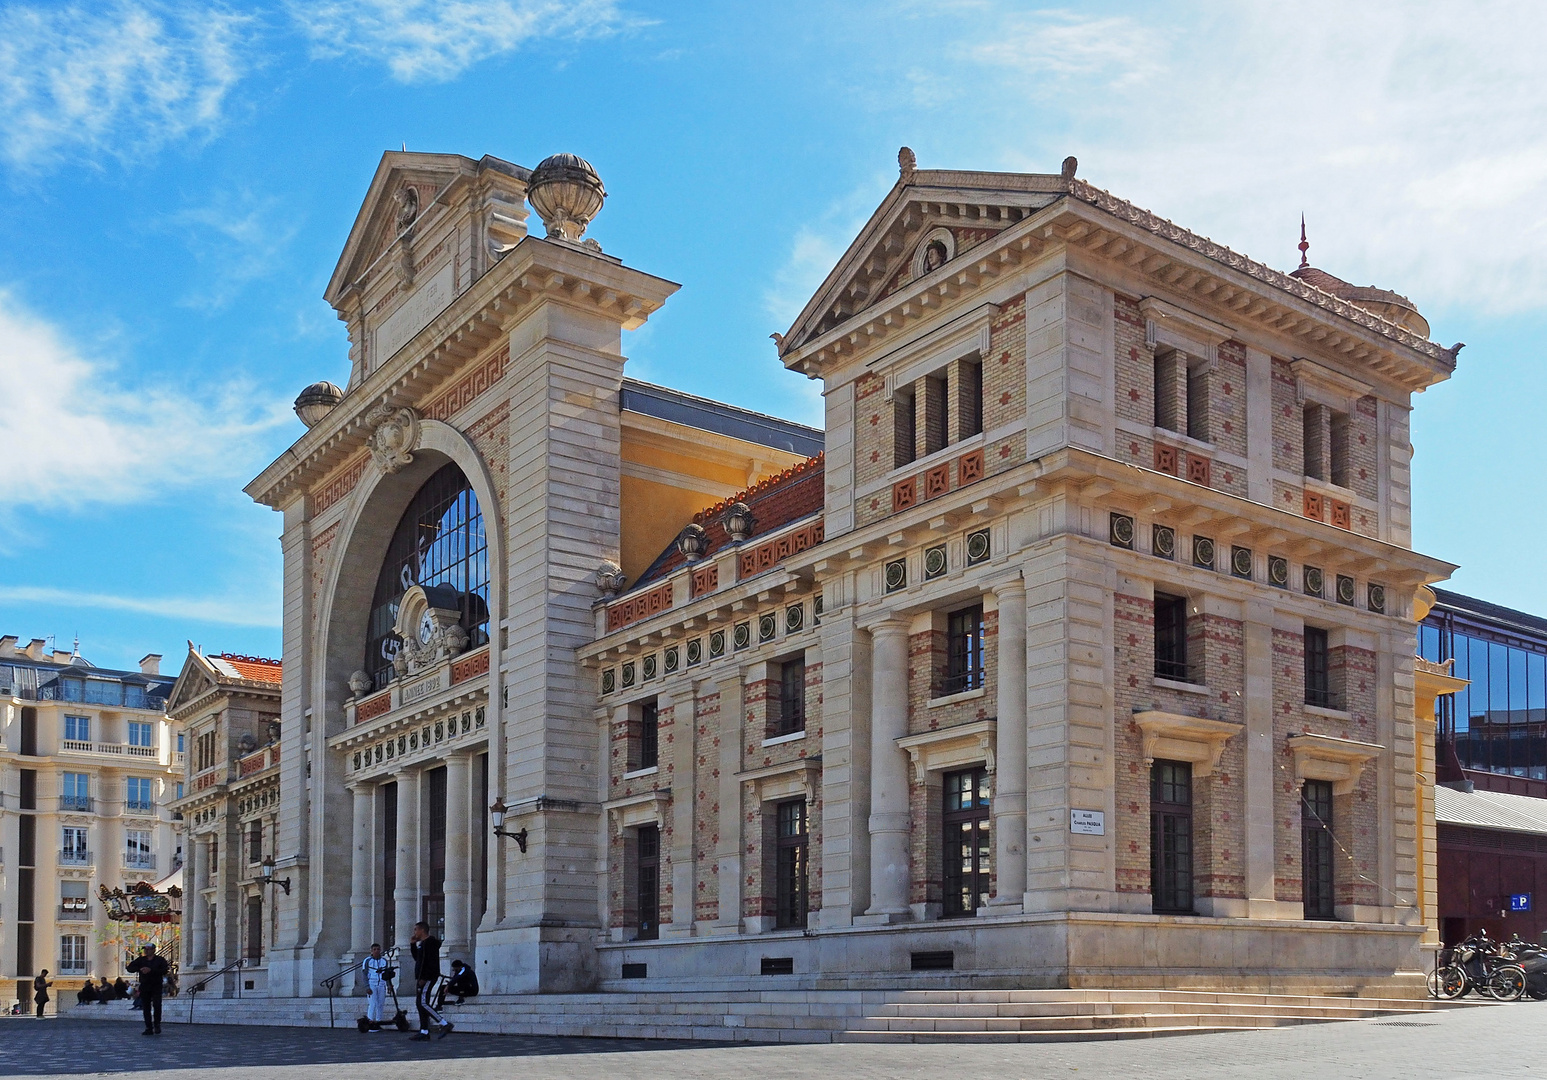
71, 987, 1460, 1043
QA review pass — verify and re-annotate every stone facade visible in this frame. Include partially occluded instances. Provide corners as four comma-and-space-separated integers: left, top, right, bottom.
244, 148, 1459, 1000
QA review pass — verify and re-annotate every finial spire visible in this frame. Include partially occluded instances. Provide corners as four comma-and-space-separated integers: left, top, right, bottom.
1298, 214, 1310, 269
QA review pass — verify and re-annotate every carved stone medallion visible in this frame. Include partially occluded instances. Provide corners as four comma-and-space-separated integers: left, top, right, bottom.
365, 404, 420, 474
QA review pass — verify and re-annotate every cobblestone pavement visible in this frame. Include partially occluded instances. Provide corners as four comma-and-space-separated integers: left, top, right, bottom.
4, 1004, 1545, 1079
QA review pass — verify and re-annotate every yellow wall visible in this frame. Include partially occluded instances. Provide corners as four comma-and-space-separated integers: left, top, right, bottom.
617, 413, 808, 584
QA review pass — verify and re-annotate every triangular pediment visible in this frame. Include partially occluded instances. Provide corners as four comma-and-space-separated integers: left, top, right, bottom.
166, 648, 220, 715
324, 151, 529, 311
777, 164, 1071, 358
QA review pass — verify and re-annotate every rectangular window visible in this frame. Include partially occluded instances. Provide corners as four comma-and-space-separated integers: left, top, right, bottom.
128, 721, 153, 748
59, 934, 87, 975
61, 772, 90, 812
125, 776, 154, 813
61, 880, 89, 920
60, 677, 84, 702
943, 605, 985, 695
197, 730, 217, 772
630, 698, 659, 771
249, 821, 263, 865
1150, 760, 1194, 914
1154, 593, 1190, 682
125, 829, 153, 870
177, 733, 185, 754
636, 824, 660, 940
84, 679, 120, 706
775, 799, 809, 929
1302, 780, 1335, 919
63, 715, 90, 743
1304, 626, 1333, 708
124, 684, 147, 709
894, 384, 917, 468
775, 658, 806, 736
61, 827, 88, 865
943, 767, 991, 917
246, 895, 263, 961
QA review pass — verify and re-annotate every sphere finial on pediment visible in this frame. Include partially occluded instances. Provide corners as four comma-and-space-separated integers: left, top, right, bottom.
528, 154, 606, 242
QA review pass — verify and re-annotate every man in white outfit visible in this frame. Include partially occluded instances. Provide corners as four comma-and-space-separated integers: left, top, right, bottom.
363, 943, 392, 1030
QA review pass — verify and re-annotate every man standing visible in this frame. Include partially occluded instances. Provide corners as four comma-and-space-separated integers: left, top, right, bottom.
408, 922, 451, 1041
31, 970, 50, 1018
127, 943, 169, 1035
362, 943, 392, 1031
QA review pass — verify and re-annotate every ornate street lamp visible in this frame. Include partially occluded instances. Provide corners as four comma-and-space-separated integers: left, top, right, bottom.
490, 798, 528, 853
260, 855, 291, 896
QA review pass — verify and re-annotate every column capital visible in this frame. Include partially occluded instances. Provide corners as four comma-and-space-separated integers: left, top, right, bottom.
984, 570, 1026, 600
860, 614, 913, 637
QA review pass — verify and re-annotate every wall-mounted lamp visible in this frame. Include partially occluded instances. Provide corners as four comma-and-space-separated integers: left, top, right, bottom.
260, 855, 291, 895
490, 798, 527, 853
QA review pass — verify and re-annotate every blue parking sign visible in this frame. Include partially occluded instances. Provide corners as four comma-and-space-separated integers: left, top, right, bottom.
1511, 893, 1532, 912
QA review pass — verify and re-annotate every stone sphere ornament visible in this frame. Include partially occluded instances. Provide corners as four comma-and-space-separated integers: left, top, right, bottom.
722, 502, 755, 543
527, 153, 606, 242
294, 381, 344, 427
676, 523, 708, 563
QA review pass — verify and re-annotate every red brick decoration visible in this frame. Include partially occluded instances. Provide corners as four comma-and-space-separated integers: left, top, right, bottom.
195, 772, 218, 791
424, 344, 510, 423
238, 750, 268, 777
1329, 498, 1352, 530
737, 521, 825, 580
315, 454, 369, 514
958, 448, 985, 486
892, 477, 917, 512
1186, 454, 1212, 487
356, 691, 391, 723
450, 647, 490, 685
690, 563, 718, 597
924, 462, 950, 499
1154, 444, 1178, 475
606, 582, 674, 633
1303, 490, 1324, 521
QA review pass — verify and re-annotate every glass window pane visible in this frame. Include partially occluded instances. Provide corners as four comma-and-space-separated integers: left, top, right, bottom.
1511, 645, 1529, 715
1531, 652, 1546, 724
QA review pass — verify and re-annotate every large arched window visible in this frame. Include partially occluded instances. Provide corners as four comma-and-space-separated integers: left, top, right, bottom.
365, 463, 489, 690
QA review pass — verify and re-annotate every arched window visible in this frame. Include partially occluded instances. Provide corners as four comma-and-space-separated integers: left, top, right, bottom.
365, 463, 489, 690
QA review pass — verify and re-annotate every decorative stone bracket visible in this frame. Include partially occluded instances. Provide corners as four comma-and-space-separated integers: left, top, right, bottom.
736, 757, 821, 804
896, 719, 997, 782
1133, 710, 1242, 778
1287, 732, 1383, 796
603, 789, 671, 838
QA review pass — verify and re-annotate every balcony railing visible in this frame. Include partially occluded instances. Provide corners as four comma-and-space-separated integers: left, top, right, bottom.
123, 852, 156, 871
124, 799, 156, 815
59, 795, 93, 812
59, 848, 92, 866
59, 741, 157, 759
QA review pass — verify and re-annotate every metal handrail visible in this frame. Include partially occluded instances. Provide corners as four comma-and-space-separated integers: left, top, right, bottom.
185, 958, 245, 1024
321, 947, 400, 1030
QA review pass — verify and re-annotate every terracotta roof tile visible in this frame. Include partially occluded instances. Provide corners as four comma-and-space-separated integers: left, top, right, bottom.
216, 653, 283, 684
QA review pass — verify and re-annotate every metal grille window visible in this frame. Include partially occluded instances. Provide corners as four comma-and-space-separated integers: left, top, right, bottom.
365, 463, 490, 691
775, 800, 809, 929
125, 829, 153, 870
776, 659, 806, 736
943, 767, 991, 917
1150, 760, 1193, 914
1154, 593, 1191, 682
1304, 626, 1333, 708
1302, 780, 1336, 920
943, 605, 985, 696
61, 827, 87, 865
636, 824, 660, 940
61, 773, 90, 812
125, 776, 154, 813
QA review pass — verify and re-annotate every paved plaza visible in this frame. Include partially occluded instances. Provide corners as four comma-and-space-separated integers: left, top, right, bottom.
3, 1005, 1545, 1079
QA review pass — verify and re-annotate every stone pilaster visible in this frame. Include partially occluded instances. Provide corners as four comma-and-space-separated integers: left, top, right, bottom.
990, 575, 1027, 909
714, 669, 746, 933
442, 753, 473, 959
393, 767, 419, 955
863, 618, 911, 920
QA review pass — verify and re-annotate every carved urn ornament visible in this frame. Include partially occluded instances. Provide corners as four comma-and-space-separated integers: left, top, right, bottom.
365, 403, 420, 474
676, 523, 708, 563
526, 154, 606, 242
722, 502, 755, 543
293, 381, 344, 427
595, 561, 627, 598
391, 584, 469, 676
348, 670, 373, 698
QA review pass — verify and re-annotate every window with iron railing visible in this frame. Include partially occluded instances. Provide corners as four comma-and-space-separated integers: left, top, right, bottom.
125, 776, 155, 814
60, 773, 91, 812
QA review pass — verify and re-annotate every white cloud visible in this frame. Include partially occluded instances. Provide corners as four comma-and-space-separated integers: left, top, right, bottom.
0, 290, 291, 513
164, 189, 301, 309
944, 1, 1547, 317
0, 585, 280, 628
288, 0, 634, 83
0, 2, 251, 170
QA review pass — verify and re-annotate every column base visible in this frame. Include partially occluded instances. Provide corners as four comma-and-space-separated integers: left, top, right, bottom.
855, 910, 912, 926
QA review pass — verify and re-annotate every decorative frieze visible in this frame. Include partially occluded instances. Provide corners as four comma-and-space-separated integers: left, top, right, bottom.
736, 521, 824, 580
607, 582, 674, 633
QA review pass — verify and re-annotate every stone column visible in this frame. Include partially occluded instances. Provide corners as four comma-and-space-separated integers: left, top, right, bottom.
186, 838, 206, 969
714, 670, 745, 933
393, 768, 420, 954
991, 577, 1028, 909
443, 754, 473, 959
664, 686, 695, 937
348, 783, 374, 957
865, 618, 912, 919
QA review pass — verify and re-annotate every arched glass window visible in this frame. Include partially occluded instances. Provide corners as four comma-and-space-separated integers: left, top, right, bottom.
365, 463, 489, 690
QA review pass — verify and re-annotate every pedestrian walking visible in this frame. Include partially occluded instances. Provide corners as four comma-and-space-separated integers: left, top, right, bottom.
362, 943, 392, 1030
126, 943, 169, 1035
408, 922, 452, 1040
31, 971, 50, 1018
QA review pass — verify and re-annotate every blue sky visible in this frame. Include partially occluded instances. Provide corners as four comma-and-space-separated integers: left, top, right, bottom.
0, 1, 1544, 671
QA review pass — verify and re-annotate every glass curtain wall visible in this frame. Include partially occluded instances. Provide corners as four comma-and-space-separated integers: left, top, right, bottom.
1421, 616, 1547, 778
